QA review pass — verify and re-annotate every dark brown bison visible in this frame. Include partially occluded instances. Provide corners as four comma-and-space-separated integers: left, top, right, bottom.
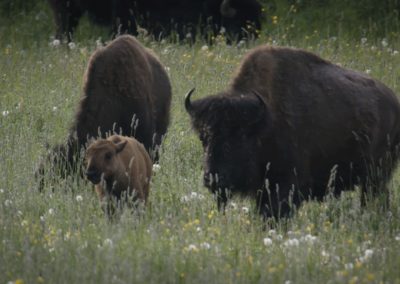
48, 0, 262, 42
37, 35, 171, 189
185, 45, 400, 219
85, 135, 152, 215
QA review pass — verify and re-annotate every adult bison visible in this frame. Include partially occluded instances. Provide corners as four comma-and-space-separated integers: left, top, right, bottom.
185, 45, 400, 219
48, 0, 262, 42
48, 0, 137, 41
37, 35, 171, 189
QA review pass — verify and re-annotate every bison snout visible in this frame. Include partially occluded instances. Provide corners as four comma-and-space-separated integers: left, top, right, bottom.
86, 170, 101, 184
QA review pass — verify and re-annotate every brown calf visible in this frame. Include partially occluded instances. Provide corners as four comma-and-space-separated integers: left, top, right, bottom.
85, 135, 152, 215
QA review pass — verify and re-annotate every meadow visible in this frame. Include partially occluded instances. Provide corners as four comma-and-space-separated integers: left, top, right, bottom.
1, 2, 400, 283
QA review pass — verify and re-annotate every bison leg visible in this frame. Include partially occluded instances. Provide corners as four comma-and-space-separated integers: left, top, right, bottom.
48, 0, 82, 41
215, 188, 232, 212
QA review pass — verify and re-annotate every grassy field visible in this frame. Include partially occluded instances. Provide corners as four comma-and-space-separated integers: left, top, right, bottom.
2, 2, 400, 284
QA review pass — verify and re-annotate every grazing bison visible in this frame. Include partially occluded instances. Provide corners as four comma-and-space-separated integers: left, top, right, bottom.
37, 35, 171, 189
48, 0, 137, 41
185, 45, 400, 219
85, 135, 152, 215
48, 0, 262, 42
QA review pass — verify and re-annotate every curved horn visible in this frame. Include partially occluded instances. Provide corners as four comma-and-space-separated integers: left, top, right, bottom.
184, 88, 196, 114
252, 90, 266, 107
220, 0, 237, 18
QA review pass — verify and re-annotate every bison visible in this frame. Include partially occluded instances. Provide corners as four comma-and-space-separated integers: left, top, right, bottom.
85, 135, 152, 215
37, 35, 171, 189
48, 0, 262, 42
185, 45, 400, 219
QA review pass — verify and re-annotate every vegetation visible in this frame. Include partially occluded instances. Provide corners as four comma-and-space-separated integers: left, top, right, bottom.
1, 1, 400, 283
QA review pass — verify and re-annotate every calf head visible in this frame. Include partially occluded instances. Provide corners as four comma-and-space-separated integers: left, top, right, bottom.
185, 88, 271, 208
85, 138, 127, 186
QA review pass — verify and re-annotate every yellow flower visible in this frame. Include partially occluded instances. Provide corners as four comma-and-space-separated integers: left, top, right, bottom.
37, 276, 45, 283
15, 279, 24, 284
366, 273, 375, 281
271, 16, 278, 25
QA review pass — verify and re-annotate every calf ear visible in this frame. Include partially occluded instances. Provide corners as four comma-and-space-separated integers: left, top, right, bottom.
115, 140, 128, 153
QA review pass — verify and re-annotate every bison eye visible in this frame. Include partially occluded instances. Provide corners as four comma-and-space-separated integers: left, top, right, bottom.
104, 152, 112, 161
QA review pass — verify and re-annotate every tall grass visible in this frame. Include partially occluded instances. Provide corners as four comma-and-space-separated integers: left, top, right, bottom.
1, 2, 400, 284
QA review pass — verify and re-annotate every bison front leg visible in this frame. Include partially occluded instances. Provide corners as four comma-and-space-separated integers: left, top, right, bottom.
215, 188, 232, 212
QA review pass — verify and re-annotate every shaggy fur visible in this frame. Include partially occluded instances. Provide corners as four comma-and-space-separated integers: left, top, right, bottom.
37, 35, 171, 189
48, 0, 262, 42
85, 135, 152, 215
186, 45, 400, 219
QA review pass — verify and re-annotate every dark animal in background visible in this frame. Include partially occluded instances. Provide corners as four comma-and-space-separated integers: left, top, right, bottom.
85, 135, 152, 216
48, 0, 137, 41
48, 0, 262, 42
37, 35, 171, 189
185, 45, 400, 219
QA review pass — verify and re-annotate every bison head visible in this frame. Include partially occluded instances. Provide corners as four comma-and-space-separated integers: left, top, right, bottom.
185, 88, 271, 209
85, 138, 127, 186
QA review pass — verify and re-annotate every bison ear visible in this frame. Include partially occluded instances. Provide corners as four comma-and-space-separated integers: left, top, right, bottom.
115, 140, 127, 153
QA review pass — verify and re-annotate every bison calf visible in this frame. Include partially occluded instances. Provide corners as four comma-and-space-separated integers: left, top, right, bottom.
185, 45, 400, 219
85, 135, 152, 216
36, 35, 171, 190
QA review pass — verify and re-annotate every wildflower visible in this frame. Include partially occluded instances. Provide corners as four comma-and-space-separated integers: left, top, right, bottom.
52, 106, 58, 112
393, 50, 399, 56
76, 195, 83, 202
219, 26, 226, 34
14, 279, 24, 284
395, 235, 400, 241
365, 69, 371, 74
4, 199, 12, 207
263, 237, 273, 246
0, 188, 4, 193
361, 37, 367, 45
301, 234, 317, 244
51, 39, 60, 47
200, 242, 211, 249
104, 238, 113, 246
68, 42, 76, 50
2, 110, 10, 117
201, 45, 209, 52
152, 164, 161, 173
241, 206, 249, 214
271, 15, 278, 25
345, 263, 354, 270
359, 249, 374, 263
48, 208, 54, 215
187, 244, 198, 252
284, 238, 299, 247
381, 38, 388, 47
237, 40, 246, 48
229, 202, 237, 210
196, 227, 202, 232
186, 33, 192, 39
96, 38, 103, 48
37, 276, 44, 283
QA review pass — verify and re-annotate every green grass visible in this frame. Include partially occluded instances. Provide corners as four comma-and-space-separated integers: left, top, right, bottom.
2, 3, 400, 284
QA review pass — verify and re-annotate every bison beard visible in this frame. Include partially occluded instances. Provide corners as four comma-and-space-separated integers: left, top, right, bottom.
185, 45, 400, 219
36, 35, 171, 190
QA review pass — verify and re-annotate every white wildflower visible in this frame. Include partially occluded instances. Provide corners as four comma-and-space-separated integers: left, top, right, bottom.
4, 199, 12, 207
196, 226, 202, 232
0, 188, 4, 193
2, 110, 9, 117
201, 45, 209, 51
345, 263, 354, 270
51, 39, 60, 47
21, 220, 28, 227
68, 42, 76, 50
301, 234, 318, 244
263, 237, 273, 246
76, 195, 83, 202
17, 210, 23, 216
284, 238, 299, 247
393, 50, 399, 56
361, 37, 367, 45
40, 215, 45, 222
241, 206, 249, 214
381, 38, 388, 47
52, 106, 58, 112
229, 202, 238, 210
152, 164, 161, 173
188, 244, 198, 251
220, 26, 226, 34
48, 208, 55, 215
395, 235, 400, 241
371, 45, 377, 51
365, 69, 371, 74
104, 238, 113, 246
186, 32, 192, 39
200, 242, 211, 249
359, 249, 374, 263
96, 38, 103, 48
237, 40, 246, 48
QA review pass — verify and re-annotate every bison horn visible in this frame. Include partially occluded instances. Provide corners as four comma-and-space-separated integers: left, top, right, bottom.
252, 90, 267, 111
220, 0, 237, 18
184, 88, 196, 114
